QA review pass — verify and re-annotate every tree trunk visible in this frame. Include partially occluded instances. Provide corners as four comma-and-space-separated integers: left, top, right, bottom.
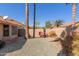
26, 3, 29, 39
33, 3, 36, 38
72, 3, 76, 25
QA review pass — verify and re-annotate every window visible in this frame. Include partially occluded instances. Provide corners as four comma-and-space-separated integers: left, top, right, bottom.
18, 29, 25, 37
11, 26, 18, 35
3, 25, 9, 36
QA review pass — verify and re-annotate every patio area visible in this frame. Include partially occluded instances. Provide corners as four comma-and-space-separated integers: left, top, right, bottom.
0, 38, 62, 56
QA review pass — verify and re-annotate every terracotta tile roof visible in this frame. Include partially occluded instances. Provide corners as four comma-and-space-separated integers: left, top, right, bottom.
0, 16, 24, 27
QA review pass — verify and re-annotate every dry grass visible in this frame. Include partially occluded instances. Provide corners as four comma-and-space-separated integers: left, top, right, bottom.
71, 32, 79, 56
48, 31, 57, 38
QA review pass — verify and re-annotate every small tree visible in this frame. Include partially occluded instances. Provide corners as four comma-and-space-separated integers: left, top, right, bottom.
45, 20, 52, 28
54, 19, 63, 27
35, 21, 40, 28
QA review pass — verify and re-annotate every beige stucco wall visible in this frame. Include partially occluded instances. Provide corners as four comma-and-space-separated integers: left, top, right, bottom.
7, 25, 18, 40
0, 24, 3, 40
29, 29, 44, 37
29, 28, 65, 37
0, 25, 18, 43
29, 29, 49, 37
0, 23, 25, 44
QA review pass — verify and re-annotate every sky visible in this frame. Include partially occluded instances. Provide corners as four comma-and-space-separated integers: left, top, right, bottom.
29, 3, 79, 27
0, 3, 26, 24
0, 3, 79, 27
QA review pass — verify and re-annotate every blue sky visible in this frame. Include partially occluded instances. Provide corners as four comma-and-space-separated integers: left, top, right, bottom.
29, 3, 79, 27
0, 3, 79, 27
0, 3, 25, 24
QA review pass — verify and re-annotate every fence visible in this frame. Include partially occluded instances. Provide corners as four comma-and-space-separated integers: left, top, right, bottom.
29, 28, 65, 38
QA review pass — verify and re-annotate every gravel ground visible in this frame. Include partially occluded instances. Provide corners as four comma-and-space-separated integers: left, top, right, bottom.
0, 38, 62, 56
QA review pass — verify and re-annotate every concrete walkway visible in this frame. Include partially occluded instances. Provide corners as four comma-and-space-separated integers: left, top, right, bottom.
0, 38, 62, 56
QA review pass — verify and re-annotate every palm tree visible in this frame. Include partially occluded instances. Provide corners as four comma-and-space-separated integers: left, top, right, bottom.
33, 3, 36, 38
61, 3, 77, 56
54, 19, 63, 27
66, 3, 76, 25
72, 3, 76, 26
26, 3, 29, 38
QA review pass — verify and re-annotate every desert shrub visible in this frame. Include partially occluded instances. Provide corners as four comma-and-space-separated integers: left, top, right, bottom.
48, 31, 57, 37
60, 31, 79, 56
59, 35, 73, 56
71, 32, 79, 56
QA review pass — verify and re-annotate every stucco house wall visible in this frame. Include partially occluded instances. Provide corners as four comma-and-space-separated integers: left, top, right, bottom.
0, 16, 24, 44
0, 25, 18, 43
0, 24, 24, 44
0, 24, 3, 40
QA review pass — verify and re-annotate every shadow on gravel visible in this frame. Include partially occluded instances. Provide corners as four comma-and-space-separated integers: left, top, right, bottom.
0, 37, 27, 56
57, 50, 66, 56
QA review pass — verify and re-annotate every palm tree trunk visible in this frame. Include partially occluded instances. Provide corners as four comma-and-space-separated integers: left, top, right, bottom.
33, 3, 36, 38
26, 3, 29, 39
72, 3, 76, 25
